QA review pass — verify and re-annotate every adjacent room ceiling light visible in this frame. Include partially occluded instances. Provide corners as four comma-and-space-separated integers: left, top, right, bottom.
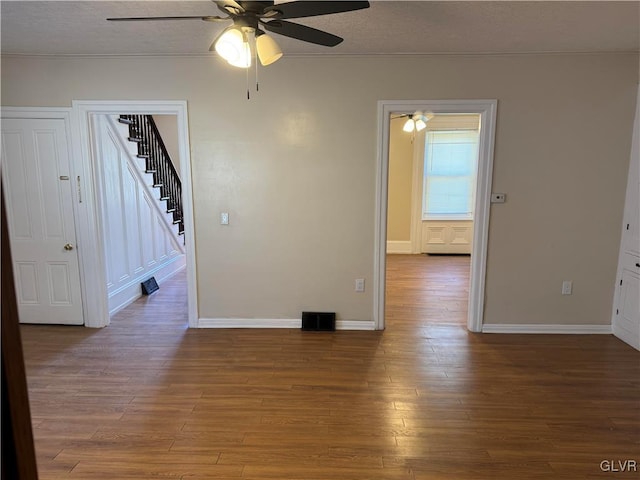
401, 111, 434, 133
402, 118, 416, 133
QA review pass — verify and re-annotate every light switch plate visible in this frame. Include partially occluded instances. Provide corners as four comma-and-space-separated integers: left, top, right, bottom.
220, 212, 229, 225
491, 193, 506, 203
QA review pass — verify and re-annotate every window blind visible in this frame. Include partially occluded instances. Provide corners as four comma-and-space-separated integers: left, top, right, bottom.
423, 130, 479, 219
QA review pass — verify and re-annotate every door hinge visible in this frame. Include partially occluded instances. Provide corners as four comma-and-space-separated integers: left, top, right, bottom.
627, 223, 630, 230
77, 176, 82, 203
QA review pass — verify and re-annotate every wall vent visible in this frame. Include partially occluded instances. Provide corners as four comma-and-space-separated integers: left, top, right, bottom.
301, 311, 336, 331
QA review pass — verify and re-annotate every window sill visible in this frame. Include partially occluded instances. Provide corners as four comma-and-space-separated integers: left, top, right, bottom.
422, 215, 474, 221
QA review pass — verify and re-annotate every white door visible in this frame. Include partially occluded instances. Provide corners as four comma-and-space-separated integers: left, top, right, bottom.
612, 88, 640, 350
1, 118, 84, 325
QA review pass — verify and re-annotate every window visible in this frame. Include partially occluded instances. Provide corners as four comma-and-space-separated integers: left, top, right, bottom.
423, 129, 479, 220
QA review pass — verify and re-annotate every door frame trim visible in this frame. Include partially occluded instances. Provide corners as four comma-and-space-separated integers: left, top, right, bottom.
374, 99, 498, 332
72, 101, 197, 328
1, 107, 88, 325
409, 129, 426, 254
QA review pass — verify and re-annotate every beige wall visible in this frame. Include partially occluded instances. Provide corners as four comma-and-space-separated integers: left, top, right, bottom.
2, 53, 637, 325
386, 117, 413, 242
152, 114, 180, 178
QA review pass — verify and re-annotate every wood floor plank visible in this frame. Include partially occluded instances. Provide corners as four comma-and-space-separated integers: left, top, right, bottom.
20, 257, 640, 479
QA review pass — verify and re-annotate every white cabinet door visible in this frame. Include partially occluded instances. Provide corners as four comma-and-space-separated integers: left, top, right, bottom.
615, 256, 639, 349
1, 118, 84, 325
612, 88, 639, 350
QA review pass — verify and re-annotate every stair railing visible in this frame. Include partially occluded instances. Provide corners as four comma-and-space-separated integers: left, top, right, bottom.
120, 115, 184, 236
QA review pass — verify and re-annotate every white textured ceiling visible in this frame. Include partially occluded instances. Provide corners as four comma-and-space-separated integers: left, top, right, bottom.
1, 1, 639, 56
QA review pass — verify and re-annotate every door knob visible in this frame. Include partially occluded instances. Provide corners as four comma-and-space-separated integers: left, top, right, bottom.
64, 243, 74, 251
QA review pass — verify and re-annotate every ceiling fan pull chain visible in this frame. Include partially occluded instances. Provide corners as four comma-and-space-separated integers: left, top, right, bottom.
255, 46, 259, 92
246, 63, 250, 100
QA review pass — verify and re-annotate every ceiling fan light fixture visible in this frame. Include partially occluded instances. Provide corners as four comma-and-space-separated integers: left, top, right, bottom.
256, 32, 283, 66
403, 118, 415, 133
412, 111, 433, 132
213, 26, 252, 68
414, 118, 427, 131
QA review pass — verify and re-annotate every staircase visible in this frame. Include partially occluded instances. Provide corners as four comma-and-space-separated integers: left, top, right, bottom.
117, 115, 184, 237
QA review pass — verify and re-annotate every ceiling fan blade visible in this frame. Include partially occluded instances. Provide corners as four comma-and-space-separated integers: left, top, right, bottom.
262, 20, 342, 47
107, 16, 227, 22
264, 1, 369, 19
214, 0, 245, 15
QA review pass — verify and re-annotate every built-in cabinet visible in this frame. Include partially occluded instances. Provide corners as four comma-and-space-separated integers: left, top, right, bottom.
612, 87, 640, 350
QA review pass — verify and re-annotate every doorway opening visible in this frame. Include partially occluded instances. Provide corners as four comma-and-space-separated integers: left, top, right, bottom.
90, 113, 187, 324
374, 100, 497, 332
385, 113, 480, 330
74, 101, 197, 329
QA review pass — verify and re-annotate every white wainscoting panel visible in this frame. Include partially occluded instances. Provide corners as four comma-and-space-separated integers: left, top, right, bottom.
422, 220, 473, 254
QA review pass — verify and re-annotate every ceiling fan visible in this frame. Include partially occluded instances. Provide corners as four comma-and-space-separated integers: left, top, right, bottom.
107, 1, 370, 68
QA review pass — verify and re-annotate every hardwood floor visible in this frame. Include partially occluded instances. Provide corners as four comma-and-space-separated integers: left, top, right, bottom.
20, 256, 640, 479
385, 254, 470, 329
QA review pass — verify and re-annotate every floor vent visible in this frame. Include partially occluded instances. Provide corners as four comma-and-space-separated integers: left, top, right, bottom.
301, 311, 336, 331
141, 277, 159, 295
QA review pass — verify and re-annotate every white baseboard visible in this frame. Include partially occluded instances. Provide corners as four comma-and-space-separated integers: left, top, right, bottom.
386, 241, 412, 254
197, 318, 376, 330
482, 324, 613, 334
337, 320, 376, 330
612, 324, 640, 350
198, 318, 300, 328
108, 254, 186, 316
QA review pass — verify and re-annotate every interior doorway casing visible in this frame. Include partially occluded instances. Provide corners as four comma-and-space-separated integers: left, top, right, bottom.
375, 99, 498, 332
73, 100, 197, 328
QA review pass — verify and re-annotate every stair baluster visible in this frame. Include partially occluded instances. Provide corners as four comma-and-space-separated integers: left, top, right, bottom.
118, 114, 184, 237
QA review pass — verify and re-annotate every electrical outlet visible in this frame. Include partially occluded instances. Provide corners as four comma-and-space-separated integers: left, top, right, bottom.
355, 278, 365, 292
562, 280, 572, 295
220, 212, 229, 225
